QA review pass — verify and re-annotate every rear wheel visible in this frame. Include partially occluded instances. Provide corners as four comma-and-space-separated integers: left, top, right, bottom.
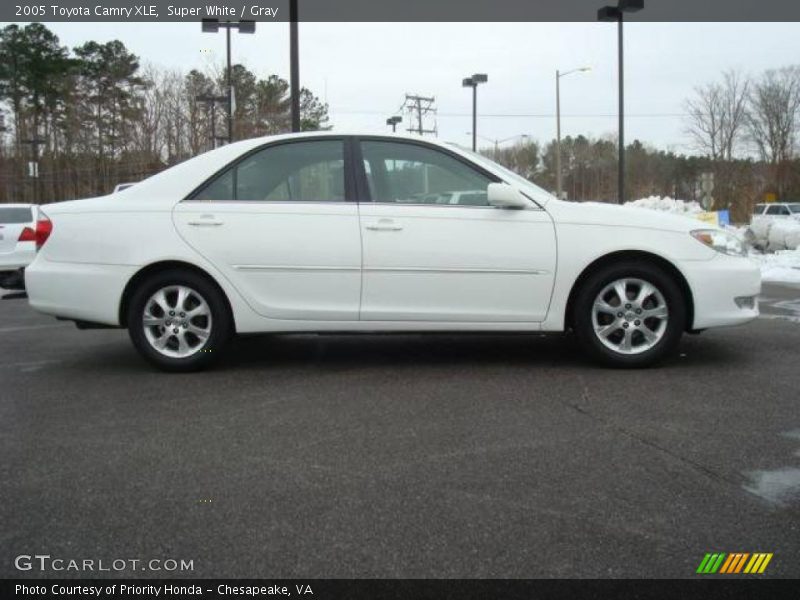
573, 261, 686, 367
127, 270, 232, 371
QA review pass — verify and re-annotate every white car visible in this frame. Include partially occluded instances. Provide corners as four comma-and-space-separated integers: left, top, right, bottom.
0, 204, 44, 290
752, 202, 800, 222
25, 132, 760, 371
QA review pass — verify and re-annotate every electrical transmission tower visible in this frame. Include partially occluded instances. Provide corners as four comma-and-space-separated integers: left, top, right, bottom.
402, 94, 437, 136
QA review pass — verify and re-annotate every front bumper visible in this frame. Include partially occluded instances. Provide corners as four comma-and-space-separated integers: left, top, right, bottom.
681, 254, 761, 329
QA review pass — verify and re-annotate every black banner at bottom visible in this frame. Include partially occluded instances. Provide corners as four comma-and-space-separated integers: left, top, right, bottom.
2, 579, 798, 600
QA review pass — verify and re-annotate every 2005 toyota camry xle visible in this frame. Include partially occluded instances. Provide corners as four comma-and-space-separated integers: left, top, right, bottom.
24, 132, 760, 371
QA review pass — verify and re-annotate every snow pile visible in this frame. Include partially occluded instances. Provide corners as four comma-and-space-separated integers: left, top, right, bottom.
750, 248, 800, 284
749, 218, 800, 252
626, 196, 703, 216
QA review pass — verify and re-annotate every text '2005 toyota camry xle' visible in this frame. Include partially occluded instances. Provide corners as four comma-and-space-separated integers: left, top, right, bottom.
25, 132, 760, 371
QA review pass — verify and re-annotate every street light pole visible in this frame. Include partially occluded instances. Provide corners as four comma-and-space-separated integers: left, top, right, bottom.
201, 18, 255, 144
556, 70, 562, 199
598, 0, 643, 204
226, 25, 232, 143
289, 0, 300, 132
462, 74, 488, 152
386, 116, 402, 132
555, 67, 591, 200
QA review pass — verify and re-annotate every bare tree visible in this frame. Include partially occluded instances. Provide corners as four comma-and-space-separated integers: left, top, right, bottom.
685, 70, 749, 161
747, 66, 800, 196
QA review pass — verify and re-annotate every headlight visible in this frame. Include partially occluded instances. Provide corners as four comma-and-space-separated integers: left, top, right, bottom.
690, 229, 747, 257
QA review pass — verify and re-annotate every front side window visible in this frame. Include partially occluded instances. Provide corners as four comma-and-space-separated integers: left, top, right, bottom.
360, 140, 493, 206
194, 140, 345, 202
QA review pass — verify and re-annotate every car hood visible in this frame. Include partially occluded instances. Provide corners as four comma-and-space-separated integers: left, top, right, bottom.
546, 200, 711, 233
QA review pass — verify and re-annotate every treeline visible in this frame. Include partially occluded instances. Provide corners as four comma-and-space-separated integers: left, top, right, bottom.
490, 67, 800, 223
0, 23, 329, 202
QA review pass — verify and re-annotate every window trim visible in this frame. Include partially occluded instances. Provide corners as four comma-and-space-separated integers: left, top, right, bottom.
184, 136, 357, 203
352, 136, 502, 207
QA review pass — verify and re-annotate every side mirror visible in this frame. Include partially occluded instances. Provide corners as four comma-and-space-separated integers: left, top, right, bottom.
487, 183, 529, 209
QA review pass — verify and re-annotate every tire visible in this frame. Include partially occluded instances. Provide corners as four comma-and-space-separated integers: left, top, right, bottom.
127, 269, 233, 372
573, 261, 686, 368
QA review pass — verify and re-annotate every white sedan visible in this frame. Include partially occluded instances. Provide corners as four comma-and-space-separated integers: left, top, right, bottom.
0, 203, 43, 290
25, 132, 760, 371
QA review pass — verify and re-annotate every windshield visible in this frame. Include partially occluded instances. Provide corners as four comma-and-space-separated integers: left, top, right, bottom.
447, 143, 555, 204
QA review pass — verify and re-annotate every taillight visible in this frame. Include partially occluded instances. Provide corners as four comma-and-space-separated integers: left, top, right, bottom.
18, 227, 36, 242
34, 214, 52, 249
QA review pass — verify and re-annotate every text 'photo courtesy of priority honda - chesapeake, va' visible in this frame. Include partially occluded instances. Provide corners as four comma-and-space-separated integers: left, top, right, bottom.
1, 1, 799, 599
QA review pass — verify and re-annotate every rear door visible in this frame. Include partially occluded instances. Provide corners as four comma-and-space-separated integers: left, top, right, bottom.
174, 138, 362, 321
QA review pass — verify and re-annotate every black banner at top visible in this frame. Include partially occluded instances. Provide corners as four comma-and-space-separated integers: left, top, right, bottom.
2, 0, 800, 23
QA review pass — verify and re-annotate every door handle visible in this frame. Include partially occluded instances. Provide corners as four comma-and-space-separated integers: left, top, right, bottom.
366, 219, 403, 231
187, 215, 224, 227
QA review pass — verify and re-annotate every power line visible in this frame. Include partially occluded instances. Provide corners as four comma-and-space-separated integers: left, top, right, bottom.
331, 107, 688, 119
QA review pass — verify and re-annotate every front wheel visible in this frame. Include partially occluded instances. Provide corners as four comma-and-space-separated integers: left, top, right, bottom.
573, 262, 686, 368
127, 270, 232, 371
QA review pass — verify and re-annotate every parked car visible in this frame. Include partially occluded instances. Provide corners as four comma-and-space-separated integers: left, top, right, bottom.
0, 204, 44, 290
751, 202, 800, 223
25, 133, 760, 371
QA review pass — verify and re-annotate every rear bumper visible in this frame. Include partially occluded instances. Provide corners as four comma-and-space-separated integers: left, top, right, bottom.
682, 254, 761, 329
25, 258, 136, 326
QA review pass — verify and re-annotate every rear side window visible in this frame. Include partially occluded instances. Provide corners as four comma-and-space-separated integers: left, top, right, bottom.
788, 204, 800, 213
193, 140, 345, 202
0, 207, 32, 224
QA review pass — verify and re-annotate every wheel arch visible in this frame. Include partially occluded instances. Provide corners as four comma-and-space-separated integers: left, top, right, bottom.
118, 260, 235, 330
564, 250, 695, 332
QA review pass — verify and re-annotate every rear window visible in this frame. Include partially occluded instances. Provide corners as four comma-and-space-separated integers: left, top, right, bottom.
0, 207, 32, 224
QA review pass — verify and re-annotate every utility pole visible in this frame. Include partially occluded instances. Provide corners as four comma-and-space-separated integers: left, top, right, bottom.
402, 94, 437, 136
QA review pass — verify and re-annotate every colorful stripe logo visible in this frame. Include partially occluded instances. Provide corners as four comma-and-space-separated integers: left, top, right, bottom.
696, 553, 773, 574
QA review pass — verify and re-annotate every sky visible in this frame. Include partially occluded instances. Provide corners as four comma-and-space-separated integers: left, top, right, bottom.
12, 21, 800, 154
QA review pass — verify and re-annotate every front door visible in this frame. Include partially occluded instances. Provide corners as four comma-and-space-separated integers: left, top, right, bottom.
356, 138, 557, 322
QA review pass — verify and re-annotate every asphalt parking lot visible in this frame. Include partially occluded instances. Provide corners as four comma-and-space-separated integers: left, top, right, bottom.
1, 284, 799, 579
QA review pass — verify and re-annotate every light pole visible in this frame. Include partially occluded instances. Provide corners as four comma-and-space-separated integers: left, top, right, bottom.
598, 0, 643, 204
555, 67, 591, 200
201, 18, 256, 144
289, 0, 300, 132
462, 74, 488, 152
386, 116, 402, 132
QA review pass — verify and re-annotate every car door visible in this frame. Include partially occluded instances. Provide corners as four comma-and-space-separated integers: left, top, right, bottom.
173, 138, 362, 321
355, 138, 557, 322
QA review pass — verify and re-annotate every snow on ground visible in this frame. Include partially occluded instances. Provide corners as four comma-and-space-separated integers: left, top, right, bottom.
750, 249, 800, 284
625, 196, 703, 215
627, 196, 800, 285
